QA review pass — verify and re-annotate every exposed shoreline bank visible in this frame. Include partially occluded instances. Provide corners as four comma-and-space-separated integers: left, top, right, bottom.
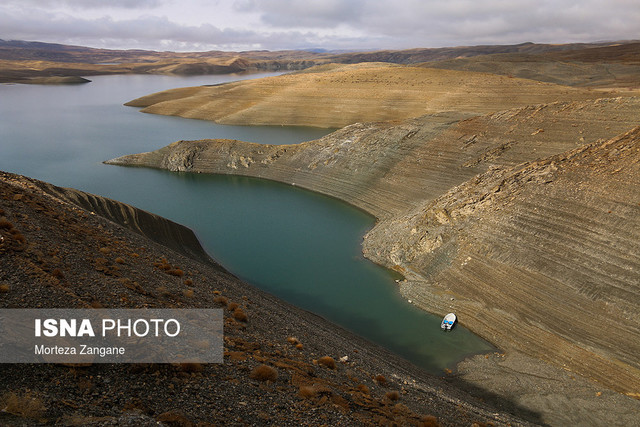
105, 97, 640, 424
0, 170, 539, 426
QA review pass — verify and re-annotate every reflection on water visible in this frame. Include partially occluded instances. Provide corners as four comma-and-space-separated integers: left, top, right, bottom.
0, 74, 493, 372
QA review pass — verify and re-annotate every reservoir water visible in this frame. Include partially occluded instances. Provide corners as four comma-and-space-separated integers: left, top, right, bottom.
0, 74, 493, 372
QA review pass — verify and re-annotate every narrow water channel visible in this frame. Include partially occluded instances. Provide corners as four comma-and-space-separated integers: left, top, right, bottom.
0, 74, 493, 372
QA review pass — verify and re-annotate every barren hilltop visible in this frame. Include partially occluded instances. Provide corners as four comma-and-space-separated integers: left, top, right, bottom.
107, 42, 640, 424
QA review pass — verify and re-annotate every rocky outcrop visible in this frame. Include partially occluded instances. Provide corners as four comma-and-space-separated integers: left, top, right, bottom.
109, 97, 640, 220
107, 96, 640, 398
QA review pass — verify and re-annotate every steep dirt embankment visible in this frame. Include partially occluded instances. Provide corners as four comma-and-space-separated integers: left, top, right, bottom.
0, 171, 525, 426
364, 127, 640, 397
109, 97, 640, 221
125, 62, 612, 128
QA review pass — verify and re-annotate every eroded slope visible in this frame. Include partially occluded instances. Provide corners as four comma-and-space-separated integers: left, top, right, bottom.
107, 96, 640, 400
108, 97, 640, 221
364, 127, 640, 396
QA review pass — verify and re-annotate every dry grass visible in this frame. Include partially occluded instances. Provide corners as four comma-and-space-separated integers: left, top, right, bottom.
182, 289, 195, 298
317, 356, 336, 370
0, 391, 47, 419
0, 283, 10, 293
249, 364, 278, 382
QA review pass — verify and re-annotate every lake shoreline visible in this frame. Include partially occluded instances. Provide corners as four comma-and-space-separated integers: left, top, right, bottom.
0, 170, 536, 425
105, 100, 640, 424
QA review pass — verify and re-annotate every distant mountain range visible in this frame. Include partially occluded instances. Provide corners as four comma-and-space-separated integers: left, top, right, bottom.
2, 38, 636, 64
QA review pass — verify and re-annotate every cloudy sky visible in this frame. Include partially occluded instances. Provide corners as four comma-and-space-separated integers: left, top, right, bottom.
1, 0, 638, 52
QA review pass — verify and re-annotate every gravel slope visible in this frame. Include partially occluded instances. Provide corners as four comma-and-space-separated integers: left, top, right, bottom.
0, 171, 531, 426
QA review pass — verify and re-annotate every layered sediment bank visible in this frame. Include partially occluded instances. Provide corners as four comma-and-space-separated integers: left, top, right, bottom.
107, 97, 640, 423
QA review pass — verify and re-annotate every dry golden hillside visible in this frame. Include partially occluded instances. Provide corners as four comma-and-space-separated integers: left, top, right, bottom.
126, 63, 615, 127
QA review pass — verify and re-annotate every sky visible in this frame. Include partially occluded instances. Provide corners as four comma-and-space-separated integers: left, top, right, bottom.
1, 0, 638, 52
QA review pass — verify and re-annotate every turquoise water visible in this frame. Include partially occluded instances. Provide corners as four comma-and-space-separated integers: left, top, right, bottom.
0, 74, 493, 372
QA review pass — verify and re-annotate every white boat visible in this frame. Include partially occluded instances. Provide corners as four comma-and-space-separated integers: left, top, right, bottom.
441, 313, 457, 331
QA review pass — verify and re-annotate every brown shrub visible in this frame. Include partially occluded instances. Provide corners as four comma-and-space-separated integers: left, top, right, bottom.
156, 286, 171, 298
374, 374, 387, 386
184, 278, 193, 286
182, 289, 195, 298
179, 363, 204, 373
295, 343, 304, 350
385, 391, 400, 401
232, 308, 248, 322
421, 415, 441, 427
356, 384, 370, 394
317, 356, 336, 370
286, 336, 300, 345
99, 247, 111, 255
114, 257, 125, 264
51, 268, 64, 280
213, 295, 228, 306
298, 385, 318, 399
9, 230, 26, 243
0, 283, 10, 293
167, 269, 184, 277
227, 302, 239, 311
393, 403, 409, 413
249, 364, 278, 382
0, 218, 13, 230
0, 208, 5, 216
156, 410, 193, 427
0, 392, 46, 419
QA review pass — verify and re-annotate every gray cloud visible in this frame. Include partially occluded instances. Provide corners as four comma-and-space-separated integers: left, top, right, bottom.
14, 0, 165, 9
0, 0, 638, 51
234, 0, 365, 28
